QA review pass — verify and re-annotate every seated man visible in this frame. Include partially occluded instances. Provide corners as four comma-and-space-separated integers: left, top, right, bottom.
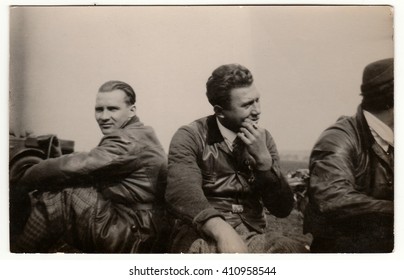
304, 58, 394, 253
11, 80, 167, 253
166, 64, 306, 253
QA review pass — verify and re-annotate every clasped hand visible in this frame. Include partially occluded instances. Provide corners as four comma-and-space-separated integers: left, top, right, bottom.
237, 119, 272, 171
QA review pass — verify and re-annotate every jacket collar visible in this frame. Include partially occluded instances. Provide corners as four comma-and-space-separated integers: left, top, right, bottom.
206, 115, 225, 145
206, 115, 234, 155
123, 115, 141, 128
356, 106, 392, 167
356, 105, 375, 150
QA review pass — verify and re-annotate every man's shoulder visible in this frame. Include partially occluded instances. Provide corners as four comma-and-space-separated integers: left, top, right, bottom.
126, 123, 166, 151
313, 114, 359, 150
169, 116, 212, 149
325, 114, 357, 135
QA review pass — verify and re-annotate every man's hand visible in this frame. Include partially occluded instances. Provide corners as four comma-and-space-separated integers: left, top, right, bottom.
237, 119, 272, 171
201, 217, 248, 253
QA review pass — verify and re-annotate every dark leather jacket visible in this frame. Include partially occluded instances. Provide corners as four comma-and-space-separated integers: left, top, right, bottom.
17, 116, 167, 252
304, 106, 393, 241
166, 115, 294, 233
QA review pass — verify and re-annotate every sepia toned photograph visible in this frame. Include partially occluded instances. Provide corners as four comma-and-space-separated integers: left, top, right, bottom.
7, 4, 394, 256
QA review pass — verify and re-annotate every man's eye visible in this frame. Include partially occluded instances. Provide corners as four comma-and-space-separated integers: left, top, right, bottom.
95, 108, 102, 113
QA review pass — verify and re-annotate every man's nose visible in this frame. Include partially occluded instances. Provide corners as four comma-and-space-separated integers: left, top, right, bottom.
252, 101, 261, 115
99, 110, 111, 121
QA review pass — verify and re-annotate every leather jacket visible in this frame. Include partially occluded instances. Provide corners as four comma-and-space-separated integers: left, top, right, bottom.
17, 116, 167, 252
166, 115, 294, 233
304, 106, 393, 241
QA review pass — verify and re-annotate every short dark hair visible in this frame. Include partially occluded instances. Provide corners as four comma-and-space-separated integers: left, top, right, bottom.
98, 80, 136, 105
206, 64, 253, 109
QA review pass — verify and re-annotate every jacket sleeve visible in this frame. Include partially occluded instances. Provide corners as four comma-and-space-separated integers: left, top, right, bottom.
165, 126, 224, 229
308, 128, 393, 220
255, 130, 294, 218
17, 133, 139, 189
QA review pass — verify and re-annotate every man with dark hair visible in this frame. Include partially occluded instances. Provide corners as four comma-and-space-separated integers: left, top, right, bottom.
166, 64, 306, 253
11, 80, 167, 253
304, 58, 394, 253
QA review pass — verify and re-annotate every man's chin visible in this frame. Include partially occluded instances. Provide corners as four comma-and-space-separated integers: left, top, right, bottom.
100, 127, 114, 135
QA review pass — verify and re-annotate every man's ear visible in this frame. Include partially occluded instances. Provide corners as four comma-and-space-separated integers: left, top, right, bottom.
213, 105, 224, 119
129, 105, 136, 117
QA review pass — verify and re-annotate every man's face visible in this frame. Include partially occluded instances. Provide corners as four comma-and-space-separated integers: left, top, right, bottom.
218, 84, 261, 132
95, 89, 135, 135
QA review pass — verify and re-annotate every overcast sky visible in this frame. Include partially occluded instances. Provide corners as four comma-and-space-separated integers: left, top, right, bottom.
8, 5, 393, 155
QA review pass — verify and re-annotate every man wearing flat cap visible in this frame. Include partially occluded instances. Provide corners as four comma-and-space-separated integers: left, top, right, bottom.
304, 58, 394, 253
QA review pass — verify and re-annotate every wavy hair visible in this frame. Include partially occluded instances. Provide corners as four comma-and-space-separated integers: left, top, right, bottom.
206, 64, 253, 109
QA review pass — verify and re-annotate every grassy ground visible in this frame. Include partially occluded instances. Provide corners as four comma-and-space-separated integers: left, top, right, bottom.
267, 159, 312, 251
265, 209, 312, 251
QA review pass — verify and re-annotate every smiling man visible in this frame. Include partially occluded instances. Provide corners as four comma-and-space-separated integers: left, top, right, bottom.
165, 64, 305, 253
11, 80, 167, 253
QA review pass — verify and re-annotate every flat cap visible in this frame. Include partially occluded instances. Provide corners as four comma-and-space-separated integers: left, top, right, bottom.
360, 58, 394, 111
361, 58, 394, 94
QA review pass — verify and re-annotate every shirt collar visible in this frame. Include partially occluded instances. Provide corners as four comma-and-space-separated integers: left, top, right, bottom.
363, 110, 394, 151
216, 118, 237, 150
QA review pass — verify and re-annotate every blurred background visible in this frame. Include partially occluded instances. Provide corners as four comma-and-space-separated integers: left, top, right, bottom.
9, 5, 394, 171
